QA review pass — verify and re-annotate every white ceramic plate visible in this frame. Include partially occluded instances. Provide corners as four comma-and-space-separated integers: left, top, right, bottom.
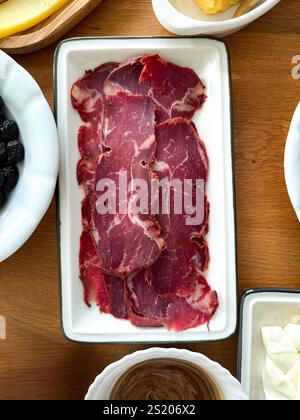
238, 289, 300, 400
55, 37, 237, 343
85, 348, 248, 400
0, 51, 58, 262
152, 0, 280, 37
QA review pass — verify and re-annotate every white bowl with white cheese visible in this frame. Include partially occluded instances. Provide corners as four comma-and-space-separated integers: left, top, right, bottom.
238, 289, 300, 400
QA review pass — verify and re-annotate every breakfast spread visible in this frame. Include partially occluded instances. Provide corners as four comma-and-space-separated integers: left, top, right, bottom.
0, 0, 69, 39
262, 317, 300, 400
2, 0, 299, 403
109, 359, 222, 400
72, 54, 218, 332
0, 96, 24, 208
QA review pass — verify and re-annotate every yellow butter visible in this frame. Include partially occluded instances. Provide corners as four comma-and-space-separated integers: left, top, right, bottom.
195, 0, 240, 14
0, 0, 70, 39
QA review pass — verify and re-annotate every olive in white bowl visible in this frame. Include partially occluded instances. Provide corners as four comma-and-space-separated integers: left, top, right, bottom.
0, 51, 59, 262
0, 96, 25, 208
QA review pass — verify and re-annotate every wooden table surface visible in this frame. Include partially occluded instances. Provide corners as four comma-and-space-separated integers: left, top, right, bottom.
1, 0, 300, 400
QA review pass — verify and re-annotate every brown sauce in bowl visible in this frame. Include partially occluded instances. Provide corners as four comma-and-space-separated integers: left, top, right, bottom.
109, 358, 222, 400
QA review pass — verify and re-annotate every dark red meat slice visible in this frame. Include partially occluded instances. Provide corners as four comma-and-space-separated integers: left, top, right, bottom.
128, 311, 162, 328
104, 54, 206, 123
91, 93, 165, 276
148, 117, 211, 298
166, 283, 219, 332
127, 270, 168, 322
104, 276, 128, 320
77, 123, 102, 160
77, 157, 97, 194
104, 56, 150, 96
81, 197, 92, 232
79, 231, 109, 312
127, 270, 218, 331
140, 54, 206, 122
71, 62, 119, 123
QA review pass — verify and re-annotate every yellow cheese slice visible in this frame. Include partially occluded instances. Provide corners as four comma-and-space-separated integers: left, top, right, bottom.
0, 0, 70, 39
195, 0, 240, 14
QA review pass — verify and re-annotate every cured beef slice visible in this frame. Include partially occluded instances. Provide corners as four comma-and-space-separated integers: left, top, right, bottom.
80, 233, 164, 326
104, 54, 206, 124
166, 284, 218, 332
91, 92, 165, 276
127, 270, 168, 323
73, 64, 119, 195
71, 62, 119, 124
140, 54, 206, 122
148, 117, 211, 298
127, 270, 218, 332
79, 230, 109, 312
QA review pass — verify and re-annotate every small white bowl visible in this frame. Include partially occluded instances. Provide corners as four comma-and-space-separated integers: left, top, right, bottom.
0, 51, 59, 262
238, 289, 300, 400
152, 0, 281, 37
85, 348, 248, 400
285, 103, 300, 223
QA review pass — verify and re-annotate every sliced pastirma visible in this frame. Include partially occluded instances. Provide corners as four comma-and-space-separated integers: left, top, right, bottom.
91, 93, 164, 276
73, 55, 217, 332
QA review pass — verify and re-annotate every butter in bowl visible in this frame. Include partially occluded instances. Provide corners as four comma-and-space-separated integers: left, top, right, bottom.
152, 0, 281, 36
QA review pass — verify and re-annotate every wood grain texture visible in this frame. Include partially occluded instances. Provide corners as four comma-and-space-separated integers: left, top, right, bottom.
0, 0, 103, 54
0, 0, 300, 400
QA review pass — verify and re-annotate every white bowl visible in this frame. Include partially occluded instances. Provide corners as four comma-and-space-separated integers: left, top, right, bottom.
152, 0, 281, 37
85, 348, 248, 400
55, 37, 237, 343
285, 103, 300, 222
238, 289, 300, 400
0, 51, 59, 262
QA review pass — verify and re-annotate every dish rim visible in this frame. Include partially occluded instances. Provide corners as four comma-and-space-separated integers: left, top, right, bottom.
54, 35, 238, 344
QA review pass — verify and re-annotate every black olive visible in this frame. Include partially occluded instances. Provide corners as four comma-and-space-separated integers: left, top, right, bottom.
6, 140, 24, 164
0, 97, 4, 111
0, 120, 19, 143
0, 169, 4, 189
0, 142, 7, 166
0, 190, 6, 208
1, 166, 19, 194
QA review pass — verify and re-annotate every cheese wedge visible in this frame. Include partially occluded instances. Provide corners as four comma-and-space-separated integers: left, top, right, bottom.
0, 0, 70, 39
195, 0, 240, 14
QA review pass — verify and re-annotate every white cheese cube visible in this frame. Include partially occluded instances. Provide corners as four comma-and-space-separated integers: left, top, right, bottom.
284, 324, 300, 351
263, 356, 297, 400
261, 326, 298, 374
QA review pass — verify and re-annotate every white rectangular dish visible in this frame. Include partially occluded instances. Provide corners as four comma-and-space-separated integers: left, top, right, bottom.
238, 289, 300, 400
55, 37, 237, 343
